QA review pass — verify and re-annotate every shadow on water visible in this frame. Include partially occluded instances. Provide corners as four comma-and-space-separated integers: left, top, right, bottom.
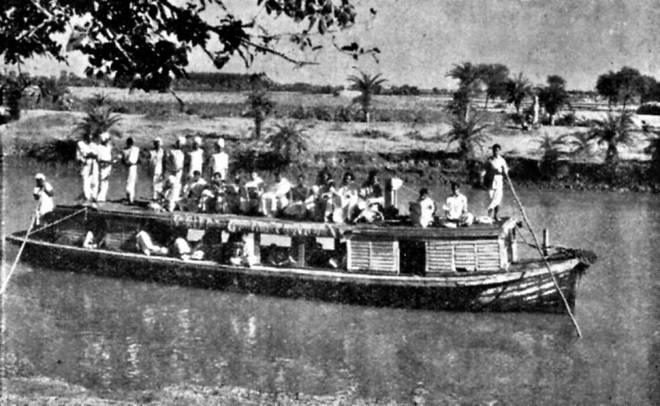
2, 157, 660, 404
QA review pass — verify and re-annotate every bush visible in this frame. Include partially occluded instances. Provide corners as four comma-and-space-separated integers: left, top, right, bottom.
353, 129, 394, 140
637, 103, 660, 115
553, 112, 577, 127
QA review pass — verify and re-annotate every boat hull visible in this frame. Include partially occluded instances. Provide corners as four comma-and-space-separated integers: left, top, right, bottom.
6, 235, 586, 313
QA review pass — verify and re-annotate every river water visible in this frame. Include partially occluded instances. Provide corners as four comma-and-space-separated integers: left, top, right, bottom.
2, 157, 658, 405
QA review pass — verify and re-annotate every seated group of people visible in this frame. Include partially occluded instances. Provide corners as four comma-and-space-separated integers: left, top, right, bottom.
154, 168, 387, 225
413, 181, 475, 228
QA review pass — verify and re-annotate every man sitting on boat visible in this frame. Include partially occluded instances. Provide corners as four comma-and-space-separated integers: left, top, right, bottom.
283, 174, 313, 220
260, 172, 293, 217
157, 174, 181, 212
360, 169, 385, 207
135, 228, 168, 256
181, 170, 208, 211
337, 171, 360, 223
241, 171, 264, 215
441, 182, 474, 227
82, 220, 106, 249
410, 188, 435, 228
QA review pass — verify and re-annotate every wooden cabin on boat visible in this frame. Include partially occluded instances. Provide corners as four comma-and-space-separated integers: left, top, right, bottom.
53, 204, 519, 275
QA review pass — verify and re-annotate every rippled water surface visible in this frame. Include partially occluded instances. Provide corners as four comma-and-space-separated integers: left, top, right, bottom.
2, 158, 659, 404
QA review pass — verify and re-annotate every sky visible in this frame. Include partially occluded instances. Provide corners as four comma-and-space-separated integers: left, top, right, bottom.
8, 0, 660, 90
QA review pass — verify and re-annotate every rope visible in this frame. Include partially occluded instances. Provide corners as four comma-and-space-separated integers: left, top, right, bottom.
1, 207, 87, 295
27, 207, 87, 236
504, 172, 583, 338
1, 215, 36, 295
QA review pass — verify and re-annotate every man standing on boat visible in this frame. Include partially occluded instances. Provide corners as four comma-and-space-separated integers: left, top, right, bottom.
96, 132, 114, 202
149, 137, 165, 200
33, 173, 54, 225
209, 138, 229, 181
168, 136, 186, 186
485, 144, 508, 221
76, 133, 98, 202
121, 137, 140, 204
187, 136, 204, 178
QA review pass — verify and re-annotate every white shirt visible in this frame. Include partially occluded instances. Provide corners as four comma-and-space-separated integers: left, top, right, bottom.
210, 152, 229, 175
488, 155, 508, 190
136, 230, 155, 254
122, 146, 140, 165
96, 143, 112, 164
268, 178, 292, 197
419, 196, 435, 228
184, 178, 208, 200
188, 149, 204, 175
443, 193, 468, 220
169, 149, 185, 172
149, 148, 165, 175
76, 140, 97, 164
34, 182, 54, 216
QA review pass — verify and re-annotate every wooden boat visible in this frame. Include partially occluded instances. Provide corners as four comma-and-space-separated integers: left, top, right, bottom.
6, 203, 596, 313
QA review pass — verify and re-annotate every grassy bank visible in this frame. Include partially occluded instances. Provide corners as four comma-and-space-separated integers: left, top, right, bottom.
1, 109, 658, 193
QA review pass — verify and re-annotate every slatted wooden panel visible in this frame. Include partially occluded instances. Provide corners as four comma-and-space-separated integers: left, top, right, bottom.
426, 241, 454, 273
348, 239, 398, 273
425, 239, 503, 273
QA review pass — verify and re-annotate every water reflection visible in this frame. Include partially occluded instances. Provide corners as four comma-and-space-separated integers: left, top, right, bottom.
2, 157, 659, 404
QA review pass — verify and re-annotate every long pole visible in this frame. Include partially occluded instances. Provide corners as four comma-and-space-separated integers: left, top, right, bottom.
1, 214, 36, 295
504, 172, 583, 338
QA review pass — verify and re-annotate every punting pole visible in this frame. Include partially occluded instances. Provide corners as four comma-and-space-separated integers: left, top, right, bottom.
504, 172, 583, 338
1, 214, 36, 295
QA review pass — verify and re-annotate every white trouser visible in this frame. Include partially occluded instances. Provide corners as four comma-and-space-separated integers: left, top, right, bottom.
488, 187, 503, 210
126, 165, 138, 201
488, 175, 504, 210
97, 165, 112, 202
152, 172, 163, 200
81, 160, 98, 201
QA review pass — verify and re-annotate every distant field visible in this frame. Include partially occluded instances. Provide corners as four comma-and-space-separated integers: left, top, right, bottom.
68, 86, 454, 111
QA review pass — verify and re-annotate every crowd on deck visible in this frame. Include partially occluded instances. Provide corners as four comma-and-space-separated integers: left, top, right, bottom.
31, 133, 509, 233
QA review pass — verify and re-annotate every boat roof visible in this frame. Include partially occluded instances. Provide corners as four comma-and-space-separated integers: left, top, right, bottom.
57, 203, 517, 240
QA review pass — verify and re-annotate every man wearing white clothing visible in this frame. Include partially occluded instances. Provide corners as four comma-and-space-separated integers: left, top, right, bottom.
260, 172, 292, 216
208, 138, 229, 180
442, 182, 473, 227
187, 136, 204, 177
76, 134, 98, 201
168, 136, 186, 185
417, 188, 435, 228
485, 144, 508, 221
122, 137, 140, 203
33, 173, 54, 225
96, 132, 114, 202
149, 137, 165, 200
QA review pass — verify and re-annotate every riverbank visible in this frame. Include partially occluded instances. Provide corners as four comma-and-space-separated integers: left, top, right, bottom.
1, 109, 658, 193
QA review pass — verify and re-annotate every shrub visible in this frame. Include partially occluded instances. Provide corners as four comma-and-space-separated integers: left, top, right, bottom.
353, 129, 394, 140
637, 103, 660, 115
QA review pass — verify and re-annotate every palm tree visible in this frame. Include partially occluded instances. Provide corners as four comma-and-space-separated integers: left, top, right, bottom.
589, 112, 635, 164
479, 63, 510, 109
535, 133, 568, 178
505, 72, 533, 120
266, 121, 309, 167
566, 131, 595, 160
347, 71, 386, 124
247, 88, 274, 139
444, 113, 490, 160
75, 105, 121, 140
447, 62, 484, 121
